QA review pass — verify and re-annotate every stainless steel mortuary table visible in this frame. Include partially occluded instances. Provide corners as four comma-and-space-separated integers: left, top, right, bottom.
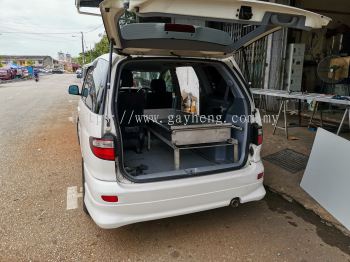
144, 110, 239, 170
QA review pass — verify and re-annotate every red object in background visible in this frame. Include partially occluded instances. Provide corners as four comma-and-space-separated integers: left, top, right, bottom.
0, 69, 12, 80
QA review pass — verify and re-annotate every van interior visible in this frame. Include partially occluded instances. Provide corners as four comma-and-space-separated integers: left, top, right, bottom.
115, 59, 251, 181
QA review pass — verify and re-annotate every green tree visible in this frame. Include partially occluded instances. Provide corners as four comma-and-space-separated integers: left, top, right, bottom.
74, 34, 109, 65
92, 35, 109, 58
27, 60, 35, 66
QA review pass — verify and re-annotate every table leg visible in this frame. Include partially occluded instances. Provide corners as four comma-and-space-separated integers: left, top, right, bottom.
147, 128, 151, 151
283, 100, 288, 139
259, 95, 263, 109
308, 101, 319, 128
174, 148, 180, 170
298, 99, 302, 127
337, 107, 349, 135
259, 95, 267, 112
273, 99, 288, 138
264, 95, 268, 112
273, 100, 284, 135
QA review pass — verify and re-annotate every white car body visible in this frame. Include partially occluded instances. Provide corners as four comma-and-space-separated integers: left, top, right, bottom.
71, 0, 330, 229
77, 55, 266, 229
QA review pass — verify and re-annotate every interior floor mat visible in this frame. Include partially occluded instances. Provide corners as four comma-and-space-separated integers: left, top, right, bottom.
125, 164, 149, 176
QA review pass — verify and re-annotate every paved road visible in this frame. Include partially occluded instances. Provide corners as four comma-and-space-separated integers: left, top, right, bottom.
0, 74, 349, 261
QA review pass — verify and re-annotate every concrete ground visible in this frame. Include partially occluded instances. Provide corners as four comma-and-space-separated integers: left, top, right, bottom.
1, 74, 350, 261
261, 112, 350, 236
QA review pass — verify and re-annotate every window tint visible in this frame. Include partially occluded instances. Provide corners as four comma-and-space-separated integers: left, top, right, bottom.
176, 67, 200, 113
93, 59, 109, 114
132, 71, 160, 88
82, 59, 109, 113
162, 70, 174, 92
82, 67, 95, 110
176, 67, 199, 97
203, 66, 230, 97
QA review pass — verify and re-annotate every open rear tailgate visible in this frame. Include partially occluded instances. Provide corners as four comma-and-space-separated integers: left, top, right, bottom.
98, 0, 330, 57
128, 0, 330, 29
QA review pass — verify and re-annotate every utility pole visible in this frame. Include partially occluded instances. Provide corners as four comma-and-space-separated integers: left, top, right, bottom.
81, 32, 85, 64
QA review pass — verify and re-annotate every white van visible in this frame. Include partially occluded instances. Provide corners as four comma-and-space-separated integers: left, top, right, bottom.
69, 0, 330, 228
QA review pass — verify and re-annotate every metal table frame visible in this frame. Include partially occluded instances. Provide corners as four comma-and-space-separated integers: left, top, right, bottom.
147, 126, 239, 170
337, 107, 350, 135
273, 98, 289, 138
252, 88, 350, 138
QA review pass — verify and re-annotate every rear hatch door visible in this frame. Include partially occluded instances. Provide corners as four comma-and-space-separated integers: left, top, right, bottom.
98, 0, 330, 58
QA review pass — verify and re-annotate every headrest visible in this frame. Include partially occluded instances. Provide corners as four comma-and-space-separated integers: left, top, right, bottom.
120, 70, 134, 87
150, 79, 167, 93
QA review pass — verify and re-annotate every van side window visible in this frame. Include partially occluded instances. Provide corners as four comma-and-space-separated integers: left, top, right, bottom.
201, 66, 234, 117
93, 59, 109, 114
176, 67, 200, 112
203, 66, 232, 99
82, 67, 96, 111
162, 70, 174, 92
82, 59, 109, 113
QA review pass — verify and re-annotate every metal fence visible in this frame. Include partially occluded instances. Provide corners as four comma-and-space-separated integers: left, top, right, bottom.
223, 23, 268, 90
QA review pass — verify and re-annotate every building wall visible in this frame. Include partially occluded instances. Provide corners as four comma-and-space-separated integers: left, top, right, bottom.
43, 57, 53, 68
0, 56, 54, 68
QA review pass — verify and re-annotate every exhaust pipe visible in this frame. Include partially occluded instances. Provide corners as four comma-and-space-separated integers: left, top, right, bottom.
230, 198, 240, 208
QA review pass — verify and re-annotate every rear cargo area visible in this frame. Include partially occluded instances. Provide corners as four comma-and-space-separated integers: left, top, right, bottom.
114, 58, 251, 181
125, 139, 219, 174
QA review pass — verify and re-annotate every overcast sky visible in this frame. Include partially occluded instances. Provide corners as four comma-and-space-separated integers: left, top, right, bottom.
0, 0, 104, 59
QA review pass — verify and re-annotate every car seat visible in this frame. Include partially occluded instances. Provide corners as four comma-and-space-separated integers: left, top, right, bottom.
147, 79, 173, 109
118, 70, 146, 153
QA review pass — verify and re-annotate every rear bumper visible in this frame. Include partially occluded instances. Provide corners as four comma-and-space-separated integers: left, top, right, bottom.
84, 162, 265, 229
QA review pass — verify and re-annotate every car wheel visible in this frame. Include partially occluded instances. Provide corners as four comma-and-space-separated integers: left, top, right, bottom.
82, 159, 90, 216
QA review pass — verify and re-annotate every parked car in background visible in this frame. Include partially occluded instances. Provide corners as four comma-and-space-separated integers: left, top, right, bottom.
0, 68, 12, 80
41, 68, 51, 74
22, 68, 29, 78
10, 69, 17, 79
15, 68, 23, 78
52, 68, 64, 74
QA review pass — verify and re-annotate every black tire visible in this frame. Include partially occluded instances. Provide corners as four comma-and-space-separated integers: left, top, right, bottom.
82, 159, 90, 216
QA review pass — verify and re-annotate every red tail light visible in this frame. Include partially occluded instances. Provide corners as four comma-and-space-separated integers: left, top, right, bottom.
251, 123, 263, 146
164, 23, 196, 33
101, 195, 119, 203
90, 137, 115, 161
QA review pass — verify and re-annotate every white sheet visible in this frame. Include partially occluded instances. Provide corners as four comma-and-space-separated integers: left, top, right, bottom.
301, 128, 350, 230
